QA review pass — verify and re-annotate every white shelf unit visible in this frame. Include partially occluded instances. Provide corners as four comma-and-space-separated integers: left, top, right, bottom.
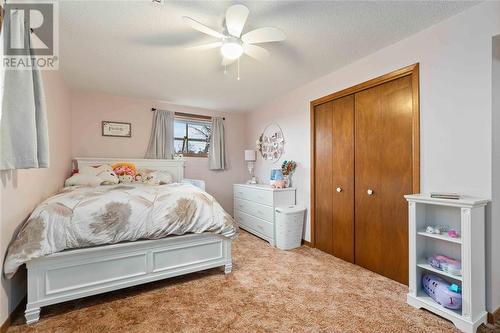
405, 194, 489, 333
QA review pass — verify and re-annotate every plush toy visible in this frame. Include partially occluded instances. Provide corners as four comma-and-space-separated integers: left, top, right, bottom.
65, 171, 119, 187
149, 171, 173, 185
422, 274, 462, 310
65, 164, 119, 187
134, 169, 172, 185
272, 180, 285, 189
79, 164, 113, 176
118, 174, 135, 183
427, 254, 461, 276
112, 162, 137, 178
99, 171, 120, 185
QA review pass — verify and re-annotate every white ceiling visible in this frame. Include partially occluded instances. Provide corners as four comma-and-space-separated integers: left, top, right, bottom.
60, 1, 477, 112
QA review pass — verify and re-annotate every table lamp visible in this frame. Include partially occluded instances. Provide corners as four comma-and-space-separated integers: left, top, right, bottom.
245, 150, 257, 184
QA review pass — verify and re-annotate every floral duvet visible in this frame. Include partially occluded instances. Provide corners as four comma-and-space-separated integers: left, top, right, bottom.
4, 183, 237, 278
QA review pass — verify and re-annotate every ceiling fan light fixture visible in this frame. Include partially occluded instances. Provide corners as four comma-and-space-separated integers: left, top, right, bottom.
221, 39, 243, 60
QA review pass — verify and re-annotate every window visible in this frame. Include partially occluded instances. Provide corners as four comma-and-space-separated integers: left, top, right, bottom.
174, 118, 211, 157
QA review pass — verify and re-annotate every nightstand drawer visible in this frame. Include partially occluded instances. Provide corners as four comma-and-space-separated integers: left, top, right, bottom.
234, 198, 274, 222
233, 185, 273, 206
234, 210, 273, 239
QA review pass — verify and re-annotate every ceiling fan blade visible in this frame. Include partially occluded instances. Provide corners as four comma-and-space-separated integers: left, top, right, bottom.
225, 4, 249, 37
183, 16, 226, 39
221, 57, 237, 66
242, 27, 286, 44
243, 44, 270, 62
186, 42, 222, 51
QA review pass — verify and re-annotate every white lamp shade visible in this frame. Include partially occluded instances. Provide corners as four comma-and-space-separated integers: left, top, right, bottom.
244, 150, 256, 161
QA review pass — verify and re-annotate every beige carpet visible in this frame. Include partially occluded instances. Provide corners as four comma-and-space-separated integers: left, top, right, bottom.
8, 231, 469, 332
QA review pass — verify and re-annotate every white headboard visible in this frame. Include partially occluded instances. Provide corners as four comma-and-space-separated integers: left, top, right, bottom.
75, 157, 186, 182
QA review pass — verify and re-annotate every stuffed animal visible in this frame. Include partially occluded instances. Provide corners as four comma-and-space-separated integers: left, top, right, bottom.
112, 162, 137, 178
79, 164, 113, 176
118, 174, 134, 183
65, 171, 119, 187
422, 274, 462, 310
134, 169, 172, 185
149, 171, 173, 185
100, 172, 120, 185
272, 180, 285, 189
65, 163, 119, 187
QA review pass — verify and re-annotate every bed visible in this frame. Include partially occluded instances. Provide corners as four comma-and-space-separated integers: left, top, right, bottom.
3, 158, 236, 324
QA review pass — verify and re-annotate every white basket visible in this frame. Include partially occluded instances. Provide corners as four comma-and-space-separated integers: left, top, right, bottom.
275, 205, 306, 250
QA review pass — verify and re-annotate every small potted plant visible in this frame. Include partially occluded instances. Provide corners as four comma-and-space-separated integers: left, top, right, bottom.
281, 160, 297, 188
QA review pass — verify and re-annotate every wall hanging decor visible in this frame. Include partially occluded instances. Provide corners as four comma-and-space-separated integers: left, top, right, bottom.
102, 121, 131, 137
256, 123, 284, 163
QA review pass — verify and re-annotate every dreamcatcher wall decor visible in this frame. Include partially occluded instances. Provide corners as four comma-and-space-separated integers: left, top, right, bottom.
255, 123, 285, 163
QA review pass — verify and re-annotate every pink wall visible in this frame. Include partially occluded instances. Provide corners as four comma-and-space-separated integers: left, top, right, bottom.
0, 70, 72, 324
71, 91, 248, 213
244, 1, 500, 310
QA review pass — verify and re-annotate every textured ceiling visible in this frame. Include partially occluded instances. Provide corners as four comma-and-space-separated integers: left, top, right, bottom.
59, 1, 477, 112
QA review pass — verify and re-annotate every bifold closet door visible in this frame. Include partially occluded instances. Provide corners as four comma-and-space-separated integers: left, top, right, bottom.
354, 75, 414, 285
314, 96, 354, 262
314, 101, 334, 255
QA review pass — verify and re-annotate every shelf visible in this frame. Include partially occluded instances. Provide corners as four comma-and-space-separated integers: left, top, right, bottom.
417, 230, 461, 244
412, 293, 462, 319
417, 262, 462, 281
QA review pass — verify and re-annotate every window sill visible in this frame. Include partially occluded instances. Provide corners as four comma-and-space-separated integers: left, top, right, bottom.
180, 154, 209, 158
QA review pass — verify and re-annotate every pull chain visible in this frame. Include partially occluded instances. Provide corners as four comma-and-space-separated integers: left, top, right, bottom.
237, 58, 240, 81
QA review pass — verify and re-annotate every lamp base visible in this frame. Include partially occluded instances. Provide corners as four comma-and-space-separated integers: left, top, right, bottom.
247, 177, 257, 184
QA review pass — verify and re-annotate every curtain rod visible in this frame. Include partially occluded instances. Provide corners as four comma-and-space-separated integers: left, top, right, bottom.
151, 108, 225, 121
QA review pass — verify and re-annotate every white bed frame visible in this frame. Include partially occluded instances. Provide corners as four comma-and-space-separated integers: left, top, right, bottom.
24, 158, 232, 324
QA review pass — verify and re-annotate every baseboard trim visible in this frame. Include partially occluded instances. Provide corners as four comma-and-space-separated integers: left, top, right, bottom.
0, 297, 26, 333
301, 239, 312, 247
488, 307, 500, 324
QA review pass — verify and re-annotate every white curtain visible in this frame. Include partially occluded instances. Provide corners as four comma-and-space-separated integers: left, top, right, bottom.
145, 110, 175, 159
208, 117, 226, 170
0, 10, 49, 170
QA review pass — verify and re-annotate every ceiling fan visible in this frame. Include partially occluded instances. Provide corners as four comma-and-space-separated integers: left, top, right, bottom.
183, 4, 286, 79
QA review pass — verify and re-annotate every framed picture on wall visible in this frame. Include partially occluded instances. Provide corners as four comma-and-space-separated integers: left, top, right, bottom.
102, 121, 132, 137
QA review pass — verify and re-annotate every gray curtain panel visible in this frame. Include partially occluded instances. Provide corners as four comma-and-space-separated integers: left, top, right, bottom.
209, 117, 226, 170
0, 10, 50, 170
145, 110, 175, 159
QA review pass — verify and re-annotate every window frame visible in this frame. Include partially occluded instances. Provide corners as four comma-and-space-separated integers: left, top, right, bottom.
174, 116, 211, 158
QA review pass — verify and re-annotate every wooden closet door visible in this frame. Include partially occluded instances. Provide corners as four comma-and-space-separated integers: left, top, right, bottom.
354, 75, 414, 285
331, 95, 354, 263
314, 101, 334, 254
314, 96, 354, 261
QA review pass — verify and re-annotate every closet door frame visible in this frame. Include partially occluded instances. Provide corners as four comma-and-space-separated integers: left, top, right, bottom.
310, 63, 420, 247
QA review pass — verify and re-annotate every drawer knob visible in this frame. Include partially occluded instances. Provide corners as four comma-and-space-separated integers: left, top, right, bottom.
336, 187, 342, 193
367, 188, 374, 196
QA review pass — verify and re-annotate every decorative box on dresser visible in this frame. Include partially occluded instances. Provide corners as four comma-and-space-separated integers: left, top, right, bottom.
233, 184, 296, 246
404, 194, 489, 333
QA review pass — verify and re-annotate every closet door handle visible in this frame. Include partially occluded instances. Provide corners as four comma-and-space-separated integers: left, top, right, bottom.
367, 188, 374, 196
336, 187, 342, 193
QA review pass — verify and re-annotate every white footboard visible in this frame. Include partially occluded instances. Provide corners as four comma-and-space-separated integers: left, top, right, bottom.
25, 233, 232, 324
